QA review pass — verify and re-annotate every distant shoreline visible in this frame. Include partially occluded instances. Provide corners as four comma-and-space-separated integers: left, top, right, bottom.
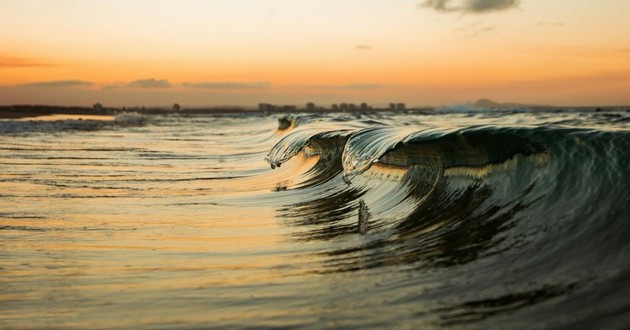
1, 104, 628, 120
0, 104, 433, 119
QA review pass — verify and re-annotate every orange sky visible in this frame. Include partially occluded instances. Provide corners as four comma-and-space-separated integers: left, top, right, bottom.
1, 0, 630, 107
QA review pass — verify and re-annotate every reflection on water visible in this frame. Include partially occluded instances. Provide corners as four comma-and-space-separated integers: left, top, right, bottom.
2, 111, 630, 328
433, 282, 581, 326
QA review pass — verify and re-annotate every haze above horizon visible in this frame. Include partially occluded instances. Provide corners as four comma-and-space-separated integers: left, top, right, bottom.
1, 0, 630, 107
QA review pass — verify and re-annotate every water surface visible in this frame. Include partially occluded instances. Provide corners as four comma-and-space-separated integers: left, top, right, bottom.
2, 110, 630, 329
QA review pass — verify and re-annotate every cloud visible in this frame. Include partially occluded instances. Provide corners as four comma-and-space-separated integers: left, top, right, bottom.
182, 81, 271, 90
541, 47, 630, 58
18, 80, 92, 88
124, 78, 172, 89
343, 83, 383, 89
421, 0, 520, 13
313, 83, 385, 90
102, 78, 173, 90
475, 25, 495, 34
0, 55, 51, 68
458, 21, 496, 37
355, 44, 373, 50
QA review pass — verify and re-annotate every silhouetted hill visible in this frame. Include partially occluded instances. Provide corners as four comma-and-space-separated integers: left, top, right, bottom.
474, 98, 550, 109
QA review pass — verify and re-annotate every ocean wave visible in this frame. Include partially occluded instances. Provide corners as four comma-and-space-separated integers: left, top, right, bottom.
260, 120, 630, 326
3, 110, 630, 328
113, 112, 149, 126
266, 121, 630, 279
0, 112, 149, 134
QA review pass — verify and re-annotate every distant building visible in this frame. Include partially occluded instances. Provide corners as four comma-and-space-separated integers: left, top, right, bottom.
173, 103, 181, 112
259, 103, 275, 112
306, 102, 316, 111
281, 105, 297, 112
259, 103, 297, 112
93, 102, 103, 112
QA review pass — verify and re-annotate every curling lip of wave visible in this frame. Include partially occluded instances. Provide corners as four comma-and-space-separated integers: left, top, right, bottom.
267, 123, 548, 183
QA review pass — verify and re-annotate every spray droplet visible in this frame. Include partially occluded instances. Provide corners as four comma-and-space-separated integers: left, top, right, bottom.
358, 200, 369, 234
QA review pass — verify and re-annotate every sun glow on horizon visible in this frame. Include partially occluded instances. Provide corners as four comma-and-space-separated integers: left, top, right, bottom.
2, 0, 630, 106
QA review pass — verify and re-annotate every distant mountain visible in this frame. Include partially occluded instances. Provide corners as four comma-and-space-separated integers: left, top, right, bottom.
474, 98, 550, 109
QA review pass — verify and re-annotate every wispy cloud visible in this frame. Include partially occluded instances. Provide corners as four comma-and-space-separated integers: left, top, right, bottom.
18, 80, 92, 88
542, 47, 630, 58
475, 25, 495, 35
344, 83, 383, 89
420, 0, 520, 14
125, 78, 172, 89
102, 78, 173, 90
0, 55, 51, 68
182, 82, 271, 90
458, 21, 496, 37
355, 44, 373, 50
312, 83, 385, 90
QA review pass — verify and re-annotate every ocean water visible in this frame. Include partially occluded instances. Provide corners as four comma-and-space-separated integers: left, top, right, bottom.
1, 109, 630, 329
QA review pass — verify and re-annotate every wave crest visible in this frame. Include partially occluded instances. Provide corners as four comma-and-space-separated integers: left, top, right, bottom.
266, 120, 630, 282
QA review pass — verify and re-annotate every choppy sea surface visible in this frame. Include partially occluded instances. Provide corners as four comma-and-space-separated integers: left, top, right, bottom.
1, 109, 630, 329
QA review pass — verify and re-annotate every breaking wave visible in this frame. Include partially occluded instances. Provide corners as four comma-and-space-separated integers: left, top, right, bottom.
264, 116, 630, 326
0, 112, 149, 135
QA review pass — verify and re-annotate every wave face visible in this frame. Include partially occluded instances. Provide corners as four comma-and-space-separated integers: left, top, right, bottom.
2, 110, 630, 329
265, 112, 630, 328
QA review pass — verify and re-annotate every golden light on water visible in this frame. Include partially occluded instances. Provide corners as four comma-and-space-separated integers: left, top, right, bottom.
2, 2, 630, 328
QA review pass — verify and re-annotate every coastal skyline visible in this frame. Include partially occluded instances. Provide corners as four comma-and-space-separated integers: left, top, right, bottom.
2, 0, 630, 107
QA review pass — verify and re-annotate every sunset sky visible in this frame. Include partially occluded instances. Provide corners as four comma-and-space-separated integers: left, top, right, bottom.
1, 0, 630, 107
